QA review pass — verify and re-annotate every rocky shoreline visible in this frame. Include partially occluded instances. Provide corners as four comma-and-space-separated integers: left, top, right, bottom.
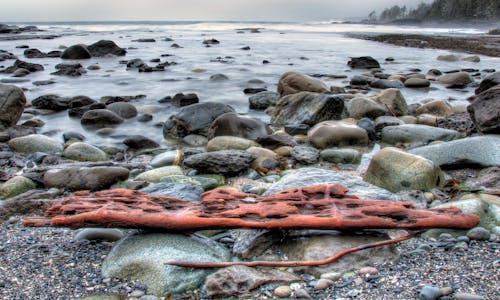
0, 23, 499, 299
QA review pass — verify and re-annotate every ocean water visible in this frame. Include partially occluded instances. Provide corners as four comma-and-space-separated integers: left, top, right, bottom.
0, 21, 498, 147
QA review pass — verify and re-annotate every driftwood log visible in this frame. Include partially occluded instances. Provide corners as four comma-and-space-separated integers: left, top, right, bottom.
23, 184, 479, 231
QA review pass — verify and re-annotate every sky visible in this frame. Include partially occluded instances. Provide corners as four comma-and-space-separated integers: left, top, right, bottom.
0, 0, 431, 22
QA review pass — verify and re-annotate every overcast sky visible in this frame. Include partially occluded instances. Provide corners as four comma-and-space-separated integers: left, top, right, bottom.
1, 0, 431, 22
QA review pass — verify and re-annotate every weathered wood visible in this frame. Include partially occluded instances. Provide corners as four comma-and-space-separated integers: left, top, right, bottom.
22, 184, 480, 230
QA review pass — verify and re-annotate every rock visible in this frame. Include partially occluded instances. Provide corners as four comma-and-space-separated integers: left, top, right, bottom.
370, 79, 404, 89
31, 94, 70, 111
12, 68, 30, 77
453, 293, 485, 300
364, 147, 444, 193
102, 233, 230, 296
475, 71, 500, 94
381, 124, 461, 146
44, 167, 129, 191
284, 124, 310, 136
314, 278, 334, 290
438, 72, 473, 88
468, 85, 500, 134
256, 132, 297, 149
87, 64, 100, 70
208, 112, 270, 140
2, 59, 44, 73
404, 77, 430, 88
135, 166, 184, 183
291, 145, 319, 164
63, 142, 108, 162
8, 134, 62, 154
0, 176, 37, 199
163, 93, 199, 107
68, 103, 106, 118
374, 116, 404, 131
358, 118, 377, 141
52, 63, 86, 76
263, 167, 398, 200
437, 54, 459, 62
464, 167, 500, 189
133, 38, 156, 43
416, 100, 453, 117
204, 265, 299, 297
106, 102, 138, 119
0, 84, 26, 130
159, 175, 219, 191
409, 135, 500, 168
149, 150, 183, 168
182, 134, 208, 147
209, 73, 228, 81
184, 150, 256, 175
207, 136, 258, 151
276, 233, 398, 277
466, 227, 490, 241
87, 40, 126, 57
347, 56, 380, 69
320, 148, 361, 164
373, 88, 408, 116
123, 135, 159, 150
140, 182, 203, 201
61, 44, 91, 59
350, 75, 375, 85
308, 121, 369, 149
244, 88, 267, 94
271, 92, 345, 126
277, 71, 328, 96
347, 97, 386, 119
126, 58, 147, 69
164, 102, 234, 137
436, 112, 476, 135
74, 228, 124, 242
248, 91, 279, 109
81, 109, 124, 129
32, 80, 55, 86
274, 285, 292, 298
359, 266, 379, 275
203, 38, 220, 45
419, 285, 442, 300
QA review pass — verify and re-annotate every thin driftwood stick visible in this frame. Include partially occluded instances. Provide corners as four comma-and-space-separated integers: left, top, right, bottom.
165, 232, 417, 268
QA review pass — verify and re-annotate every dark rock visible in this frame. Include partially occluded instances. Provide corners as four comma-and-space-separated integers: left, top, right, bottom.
68, 95, 96, 108
80, 109, 124, 128
51, 63, 86, 76
68, 103, 106, 118
171, 43, 182, 48
256, 133, 297, 149
468, 85, 500, 133
358, 118, 377, 141
164, 93, 199, 107
209, 74, 228, 81
370, 79, 404, 89
63, 131, 86, 142
43, 166, 129, 191
61, 44, 91, 59
106, 102, 138, 119
240, 46, 251, 50
46, 50, 62, 58
137, 114, 153, 122
32, 80, 55, 86
243, 87, 267, 94
466, 227, 490, 241
347, 56, 380, 69
291, 145, 320, 164
24, 48, 46, 58
123, 135, 160, 150
437, 113, 476, 135
31, 94, 70, 111
475, 71, 500, 94
164, 102, 234, 137
184, 150, 256, 174
248, 91, 279, 110
101, 94, 145, 104
87, 40, 127, 57
0, 84, 26, 130
132, 38, 156, 43
127, 58, 147, 69
0, 49, 16, 61
2, 59, 44, 73
284, 124, 310, 135
203, 38, 220, 45
208, 112, 270, 140
350, 75, 375, 85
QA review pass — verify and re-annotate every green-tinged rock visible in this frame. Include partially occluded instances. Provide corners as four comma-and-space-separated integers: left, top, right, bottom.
160, 175, 219, 190
197, 174, 225, 186
0, 176, 37, 199
135, 166, 184, 183
8, 134, 63, 154
63, 142, 108, 162
320, 148, 361, 164
381, 124, 461, 146
364, 147, 444, 192
102, 233, 230, 296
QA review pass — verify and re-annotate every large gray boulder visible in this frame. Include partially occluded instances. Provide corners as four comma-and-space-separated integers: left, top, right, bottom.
184, 150, 256, 175
468, 85, 500, 134
43, 166, 129, 191
271, 92, 345, 126
264, 167, 398, 200
381, 124, 462, 146
61, 44, 91, 60
0, 84, 26, 130
87, 40, 127, 57
102, 233, 230, 296
80, 109, 124, 128
409, 136, 500, 168
277, 71, 328, 97
8, 134, 63, 154
475, 71, 500, 94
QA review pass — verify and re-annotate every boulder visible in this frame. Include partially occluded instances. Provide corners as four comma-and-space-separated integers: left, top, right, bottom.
320, 148, 361, 164
415, 100, 454, 117
0, 84, 26, 130
246, 146, 280, 172
370, 79, 404, 89
409, 135, 500, 168
308, 121, 369, 149
256, 132, 297, 149
183, 150, 256, 175
2, 59, 44, 73
31, 94, 70, 111
374, 116, 404, 131
207, 136, 259, 151
0, 176, 37, 199
277, 71, 328, 96
106, 102, 138, 119
63, 142, 108, 162
44, 167, 129, 191
364, 147, 444, 192
208, 112, 270, 140
81, 109, 124, 128
350, 75, 375, 85
52, 63, 86, 76
163, 93, 199, 107
373, 88, 408, 116
61, 44, 91, 59
248, 91, 279, 109
164, 102, 234, 137
271, 92, 345, 126
102, 233, 230, 296
468, 85, 500, 134
123, 135, 159, 150
347, 97, 386, 119
135, 166, 184, 183
438, 72, 473, 88
475, 71, 500, 94
291, 145, 320, 164
404, 77, 430, 88
437, 54, 459, 62
205, 265, 299, 297
381, 124, 461, 146
263, 167, 398, 200
347, 56, 380, 69
8, 134, 62, 154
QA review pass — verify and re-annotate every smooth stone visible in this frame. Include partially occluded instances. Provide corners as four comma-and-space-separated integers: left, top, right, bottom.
207, 136, 259, 151
417, 114, 438, 126
0, 84, 27, 130
74, 228, 124, 242
209, 73, 228, 81
475, 71, 500, 94
106, 102, 138, 119
81, 109, 124, 129
246, 146, 280, 171
63, 142, 108, 162
274, 285, 292, 298
8, 134, 62, 154
381, 124, 461, 146
308, 121, 369, 149
409, 136, 500, 168
159, 175, 219, 191
87, 40, 126, 57
102, 233, 230, 296
135, 166, 184, 183
61, 44, 91, 59
438, 72, 473, 87
123, 135, 160, 150
320, 148, 361, 164
149, 150, 183, 168
264, 167, 398, 200
404, 77, 430, 88
364, 147, 444, 193
375, 116, 404, 131
248, 91, 279, 109
416, 100, 454, 117
182, 134, 208, 147
453, 293, 485, 300
277, 71, 328, 96
208, 112, 270, 140
291, 145, 320, 164
419, 285, 442, 300
44, 167, 129, 191
140, 182, 203, 201
437, 54, 459, 61
347, 97, 386, 119
320, 272, 342, 281
0, 176, 37, 199
466, 227, 490, 241
184, 150, 256, 175
347, 56, 380, 69
373, 88, 408, 116
370, 79, 404, 89
21, 118, 44, 127
314, 278, 334, 290
468, 85, 500, 134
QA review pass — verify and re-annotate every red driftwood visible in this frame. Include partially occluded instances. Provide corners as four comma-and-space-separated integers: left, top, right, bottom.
23, 184, 479, 231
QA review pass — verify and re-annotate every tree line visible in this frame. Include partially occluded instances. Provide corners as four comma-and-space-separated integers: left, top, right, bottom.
367, 0, 500, 22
